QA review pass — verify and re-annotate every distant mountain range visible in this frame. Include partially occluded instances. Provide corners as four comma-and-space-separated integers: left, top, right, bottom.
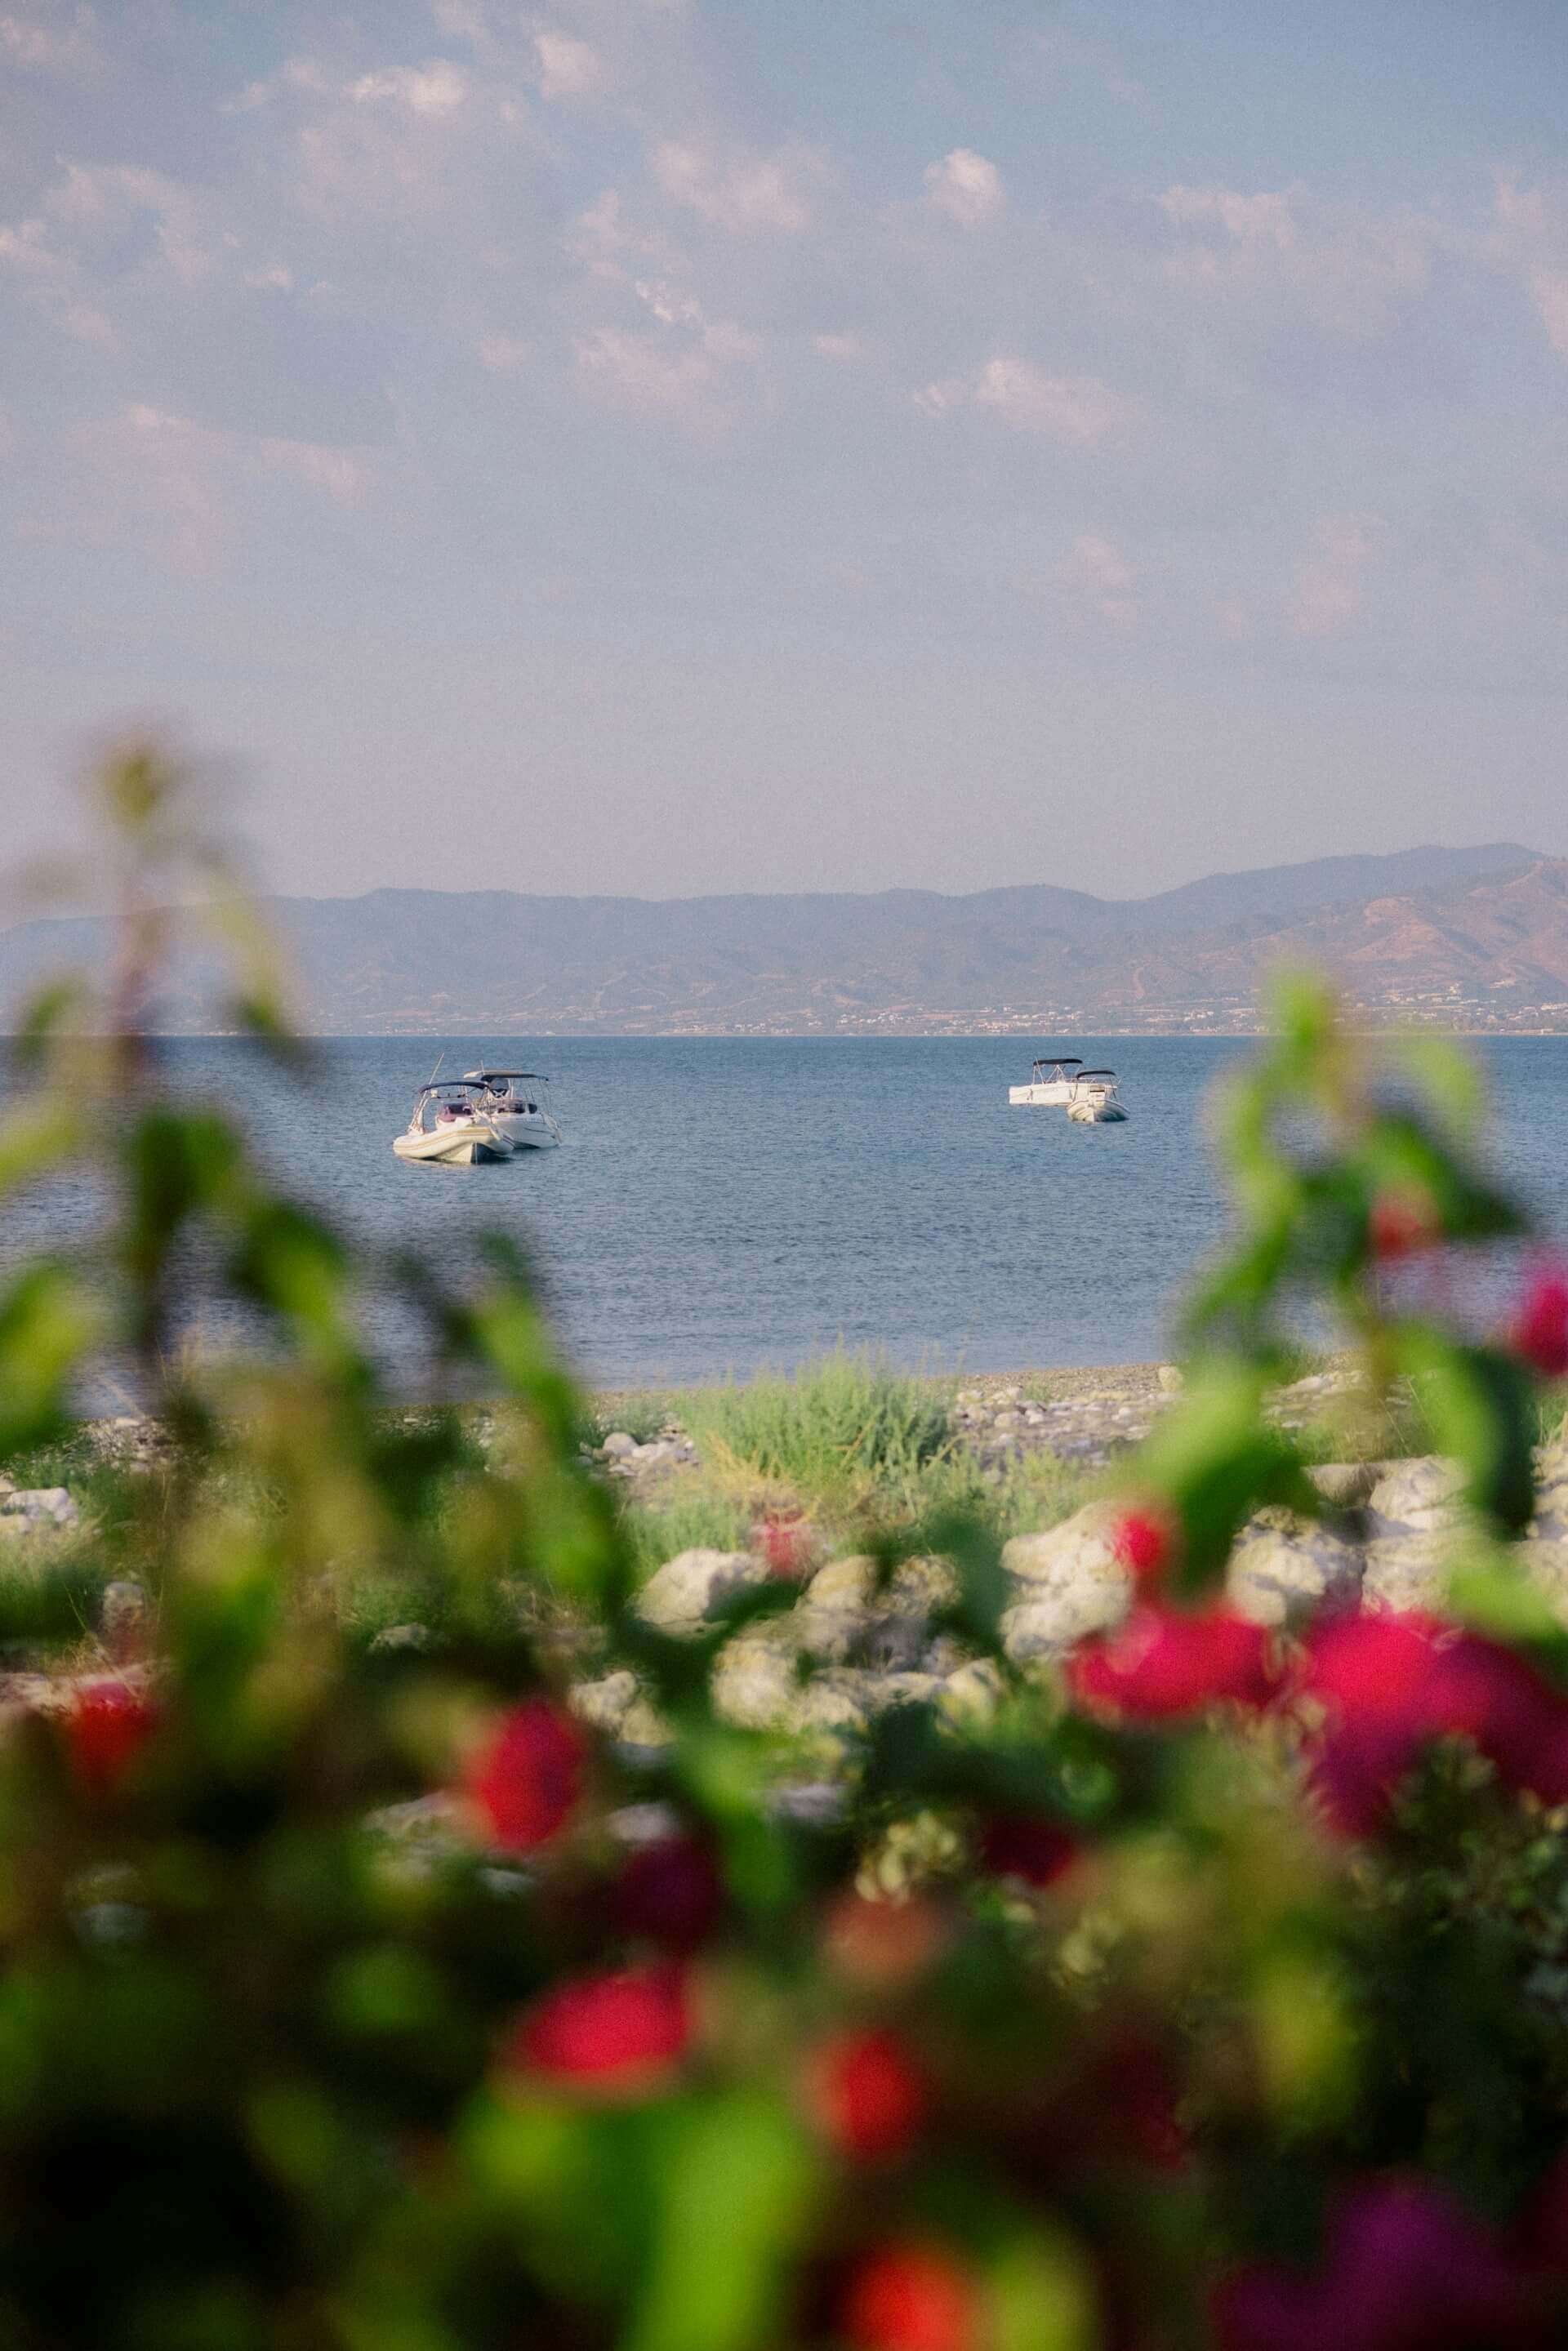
4, 842, 1568, 1035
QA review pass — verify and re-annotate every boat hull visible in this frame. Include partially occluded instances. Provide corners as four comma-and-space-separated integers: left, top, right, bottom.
393, 1122, 511, 1165
490, 1110, 561, 1150
1009, 1082, 1076, 1106
1067, 1100, 1128, 1124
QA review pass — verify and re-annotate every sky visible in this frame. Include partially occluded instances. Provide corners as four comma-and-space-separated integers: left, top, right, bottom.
3, 0, 1568, 904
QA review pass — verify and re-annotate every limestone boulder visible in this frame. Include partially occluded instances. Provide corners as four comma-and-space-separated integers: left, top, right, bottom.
0, 1487, 79, 1533
635, 1547, 769, 1637
1361, 1533, 1457, 1614
1365, 1457, 1467, 1540
712, 1620, 803, 1730
568, 1668, 639, 1735
1226, 1509, 1364, 1627
998, 1504, 1134, 1662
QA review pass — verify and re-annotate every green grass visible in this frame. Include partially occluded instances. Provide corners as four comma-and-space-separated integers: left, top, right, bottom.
681, 1352, 952, 1494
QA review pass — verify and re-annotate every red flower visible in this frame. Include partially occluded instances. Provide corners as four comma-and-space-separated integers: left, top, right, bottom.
807, 2029, 927, 2163
842, 2244, 982, 2351
508, 1964, 689, 2091
977, 1811, 1080, 1889
65, 1680, 158, 1796
1070, 1606, 1276, 1721
756, 1514, 814, 1577
1511, 1264, 1568, 1379
610, 1834, 723, 1951
464, 1699, 586, 1852
1368, 1187, 1441, 1262
1214, 2177, 1534, 2351
1111, 1507, 1175, 1586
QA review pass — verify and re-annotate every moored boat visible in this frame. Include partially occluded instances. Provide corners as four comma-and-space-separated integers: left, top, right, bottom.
393, 1082, 513, 1165
461, 1071, 562, 1150
1066, 1070, 1129, 1124
1009, 1055, 1085, 1106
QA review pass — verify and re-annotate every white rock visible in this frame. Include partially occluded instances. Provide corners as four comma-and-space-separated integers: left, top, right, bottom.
0, 1487, 79, 1531
568, 1668, 638, 1734
1365, 1457, 1467, 1539
1307, 1461, 1384, 1511
635, 1547, 769, 1636
938, 1658, 1004, 1725
1226, 1511, 1363, 1627
1361, 1533, 1459, 1613
998, 1503, 1136, 1661
599, 1432, 637, 1458
712, 1622, 801, 1730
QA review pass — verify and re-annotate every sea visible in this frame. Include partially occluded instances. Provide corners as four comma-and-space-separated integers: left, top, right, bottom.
5, 1035, 1567, 1396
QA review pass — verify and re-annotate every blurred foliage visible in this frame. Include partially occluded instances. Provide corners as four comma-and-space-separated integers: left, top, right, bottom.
0, 748, 1566, 2349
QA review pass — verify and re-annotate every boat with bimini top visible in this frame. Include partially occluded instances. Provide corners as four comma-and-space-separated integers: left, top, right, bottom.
1009, 1055, 1085, 1106
461, 1071, 563, 1151
1066, 1070, 1129, 1124
392, 1081, 513, 1166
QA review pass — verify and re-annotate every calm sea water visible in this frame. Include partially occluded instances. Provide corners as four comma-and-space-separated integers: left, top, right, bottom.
6, 1036, 1567, 1393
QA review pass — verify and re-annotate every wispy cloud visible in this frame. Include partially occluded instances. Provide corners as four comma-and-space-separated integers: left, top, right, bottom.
918, 358, 1131, 443
650, 141, 817, 234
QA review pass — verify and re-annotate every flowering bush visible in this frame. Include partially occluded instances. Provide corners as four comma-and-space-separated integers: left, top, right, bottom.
0, 752, 1566, 2348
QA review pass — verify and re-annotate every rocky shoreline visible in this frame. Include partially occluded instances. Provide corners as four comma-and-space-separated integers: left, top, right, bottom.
9, 1379, 1568, 1778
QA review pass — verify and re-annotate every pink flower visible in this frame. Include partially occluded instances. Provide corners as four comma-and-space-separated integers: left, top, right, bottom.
507, 1964, 689, 2091
65, 1680, 158, 1797
1070, 1605, 1276, 1721
1111, 1507, 1175, 1586
1512, 1265, 1568, 1380
1302, 1612, 1568, 1835
807, 2029, 928, 2163
464, 1699, 586, 1853
1214, 2177, 1535, 2351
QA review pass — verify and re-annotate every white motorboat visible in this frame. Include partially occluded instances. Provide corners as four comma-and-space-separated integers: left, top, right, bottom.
393, 1081, 513, 1165
1009, 1055, 1085, 1106
461, 1070, 562, 1150
1067, 1069, 1129, 1124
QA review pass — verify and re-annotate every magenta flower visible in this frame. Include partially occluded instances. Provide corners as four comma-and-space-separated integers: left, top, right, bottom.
1214, 2178, 1535, 2351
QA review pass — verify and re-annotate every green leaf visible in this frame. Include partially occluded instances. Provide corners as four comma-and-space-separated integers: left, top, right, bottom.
626, 2091, 817, 2351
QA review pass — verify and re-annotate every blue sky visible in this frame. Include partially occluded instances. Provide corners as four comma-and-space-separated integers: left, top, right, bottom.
3, 0, 1566, 901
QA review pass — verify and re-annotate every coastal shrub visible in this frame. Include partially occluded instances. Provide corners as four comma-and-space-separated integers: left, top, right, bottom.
681, 1348, 953, 1491
2, 750, 1568, 2348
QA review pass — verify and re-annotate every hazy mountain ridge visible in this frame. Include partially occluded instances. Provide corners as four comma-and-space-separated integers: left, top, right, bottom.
2, 844, 1565, 1034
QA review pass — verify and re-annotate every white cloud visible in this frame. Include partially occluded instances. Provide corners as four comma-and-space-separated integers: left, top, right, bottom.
812, 331, 865, 362
1157, 181, 1432, 339
923, 149, 1004, 228
534, 29, 603, 100
575, 326, 721, 417
1062, 533, 1138, 625
650, 141, 814, 234
349, 60, 467, 114
1160, 184, 1298, 249
918, 357, 1130, 444
1290, 513, 1381, 636
243, 262, 294, 293
1493, 180, 1568, 361
0, 5, 100, 74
